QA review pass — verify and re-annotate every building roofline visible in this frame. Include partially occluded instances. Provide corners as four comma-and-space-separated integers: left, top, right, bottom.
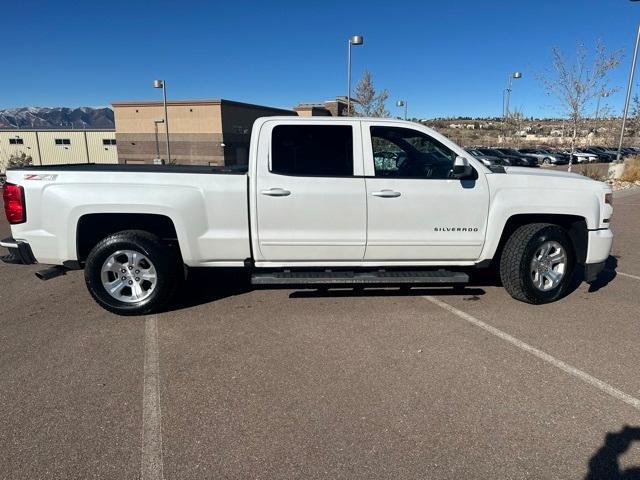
111, 98, 294, 113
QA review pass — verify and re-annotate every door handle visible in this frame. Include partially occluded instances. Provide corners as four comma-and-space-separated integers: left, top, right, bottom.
261, 187, 291, 197
372, 189, 401, 198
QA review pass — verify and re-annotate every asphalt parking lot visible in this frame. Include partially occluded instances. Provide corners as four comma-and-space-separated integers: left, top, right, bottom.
1, 189, 639, 480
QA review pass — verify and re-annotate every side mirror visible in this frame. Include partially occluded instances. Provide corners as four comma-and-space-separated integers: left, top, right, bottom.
452, 156, 473, 179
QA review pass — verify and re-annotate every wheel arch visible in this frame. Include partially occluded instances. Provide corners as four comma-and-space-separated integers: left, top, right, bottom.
76, 213, 181, 263
488, 213, 588, 267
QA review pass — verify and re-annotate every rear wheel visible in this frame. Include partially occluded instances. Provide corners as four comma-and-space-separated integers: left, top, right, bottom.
499, 223, 574, 304
84, 230, 180, 315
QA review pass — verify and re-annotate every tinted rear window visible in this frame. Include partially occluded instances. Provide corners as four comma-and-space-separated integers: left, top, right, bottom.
271, 125, 353, 176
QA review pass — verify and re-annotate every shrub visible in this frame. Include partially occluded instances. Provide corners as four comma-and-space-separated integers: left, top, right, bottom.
581, 163, 606, 181
5, 151, 33, 169
621, 156, 640, 182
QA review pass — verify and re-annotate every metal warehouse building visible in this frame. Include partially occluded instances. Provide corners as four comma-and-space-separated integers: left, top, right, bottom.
0, 129, 117, 171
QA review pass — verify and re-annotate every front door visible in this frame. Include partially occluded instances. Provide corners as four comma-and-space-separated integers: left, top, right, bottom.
255, 121, 367, 262
363, 122, 489, 261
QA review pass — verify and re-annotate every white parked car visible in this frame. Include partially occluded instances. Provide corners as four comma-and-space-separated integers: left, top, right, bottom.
2, 118, 613, 315
561, 149, 599, 163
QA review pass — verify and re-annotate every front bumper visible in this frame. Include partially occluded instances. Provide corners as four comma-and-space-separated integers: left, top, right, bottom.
584, 261, 606, 283
585, 229, 614, 264
582, 228, 613, 282
0, 237, 37, 265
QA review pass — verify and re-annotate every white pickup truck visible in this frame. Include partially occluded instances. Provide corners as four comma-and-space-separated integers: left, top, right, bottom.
2, 117, 613, 315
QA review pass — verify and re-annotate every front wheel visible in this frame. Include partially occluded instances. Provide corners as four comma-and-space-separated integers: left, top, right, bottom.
84, 230, 180, 315
499, 223, 574, 304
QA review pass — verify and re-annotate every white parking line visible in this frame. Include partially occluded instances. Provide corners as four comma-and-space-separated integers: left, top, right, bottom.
424, 296, 640, 412
617, 271, 640, 281
141, 316, 164, 480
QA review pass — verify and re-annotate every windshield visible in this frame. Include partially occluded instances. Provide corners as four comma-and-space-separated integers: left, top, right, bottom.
477, 147, 501, 156
467, 149, 484, 156
499, 148, 520, 155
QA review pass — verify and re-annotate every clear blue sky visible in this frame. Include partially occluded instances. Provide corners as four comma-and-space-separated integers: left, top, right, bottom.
2, 0, 640, 118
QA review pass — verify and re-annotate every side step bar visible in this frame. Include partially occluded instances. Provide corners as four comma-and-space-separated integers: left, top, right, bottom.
251, 270, 469, 286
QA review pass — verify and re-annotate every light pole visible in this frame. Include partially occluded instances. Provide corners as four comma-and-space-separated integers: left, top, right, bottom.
347, 35, 363, 116
616, 17, 640, 163
396, 100, 407, 120
153, 79, 171, 163
153, 119, 165, 163
593, 92, 609, 136
502, 71, 522, 140
503, 71, 522, 118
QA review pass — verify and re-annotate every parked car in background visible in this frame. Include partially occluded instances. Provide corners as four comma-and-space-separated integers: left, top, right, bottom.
518, 148, 565, 165
475, 147, 534, 167
465, 148, 505, 167
561, 149, 599, 163
583, 147, 615, 163
544, 149, 572, 164
492, 148, 540, 167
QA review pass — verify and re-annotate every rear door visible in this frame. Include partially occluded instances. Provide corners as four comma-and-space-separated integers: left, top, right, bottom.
254, 120, 367, 262
363, 122, 489, 261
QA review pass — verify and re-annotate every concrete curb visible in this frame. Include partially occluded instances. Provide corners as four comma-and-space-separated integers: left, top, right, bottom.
613, 186, 640, 198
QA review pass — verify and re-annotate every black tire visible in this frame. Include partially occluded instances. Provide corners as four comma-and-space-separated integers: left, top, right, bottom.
499, 223, 574, 304
84, 230, 180, 315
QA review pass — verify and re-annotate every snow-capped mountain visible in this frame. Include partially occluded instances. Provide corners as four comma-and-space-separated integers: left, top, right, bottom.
0, 107, 114, 129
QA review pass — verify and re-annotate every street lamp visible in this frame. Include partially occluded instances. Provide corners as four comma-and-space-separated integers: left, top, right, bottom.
396, 100, 407, 120
615, 4, 640, 164
153, 79, 171, 163
503, 71, 522, 119
347, 35, 364, 116
153, 119, 165, 163
593, 91, 610, 137
502, 71, 522, 140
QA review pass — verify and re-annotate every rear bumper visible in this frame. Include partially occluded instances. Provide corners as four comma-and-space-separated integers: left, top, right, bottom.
0, 237, 37, 265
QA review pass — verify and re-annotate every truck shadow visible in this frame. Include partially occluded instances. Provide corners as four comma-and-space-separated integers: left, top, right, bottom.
165, 254, 617, 310
585, 425, 640, 479
288, 286, 486, 299
166, 268, 252, 312
586, 255, 618, 293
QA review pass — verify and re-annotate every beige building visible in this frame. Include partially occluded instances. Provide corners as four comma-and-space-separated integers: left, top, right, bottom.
293, 97, 349, 117
0, 129, 117, 172
111, 99, 294, 166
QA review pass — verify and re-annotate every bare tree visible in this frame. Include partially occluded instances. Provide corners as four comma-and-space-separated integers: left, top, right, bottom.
539, 42, 621, 171
506, 108, 526, 148
353, 71, 390, 118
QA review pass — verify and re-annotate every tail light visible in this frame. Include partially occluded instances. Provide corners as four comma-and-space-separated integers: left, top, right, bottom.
3, 183, 26, 224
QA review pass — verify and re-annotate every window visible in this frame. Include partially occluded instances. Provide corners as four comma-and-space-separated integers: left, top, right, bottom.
271, 125, 353, 176
55, 138, 71, 145
102, 138, 116, 145
370, 126, 456, 179
9, 138, 24, 145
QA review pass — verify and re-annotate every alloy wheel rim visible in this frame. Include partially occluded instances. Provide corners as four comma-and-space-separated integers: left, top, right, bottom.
100, 250, 157, 303
530, 241, 566, 291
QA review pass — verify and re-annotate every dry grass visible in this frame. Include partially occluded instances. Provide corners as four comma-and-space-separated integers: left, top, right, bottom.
580, 163, 607, 181
622, 156, 640, 182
